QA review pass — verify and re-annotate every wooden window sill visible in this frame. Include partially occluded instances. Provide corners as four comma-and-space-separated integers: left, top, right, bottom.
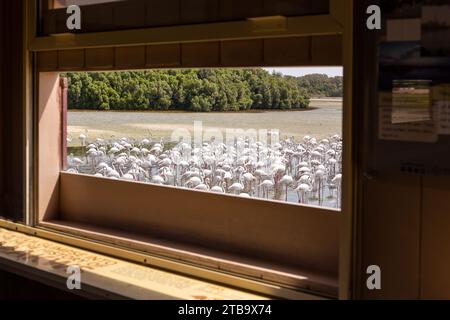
0, 226, 269, 300
39, 220, 339, 298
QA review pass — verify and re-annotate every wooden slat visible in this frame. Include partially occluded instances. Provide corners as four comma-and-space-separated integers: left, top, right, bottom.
221, 39, 264, 66
30, 15, 342, 51
360, 173, 421, 299
310, 0, 331, 15
54, 10, 68, 34
180, 0, 220, 24
82, 5, 115, 33
38, 73, 62, 221
58, 49, 85, 69
421, 176, 450, 299
38, 33, 342, 71
114, 45, 146, 68
182, 42, 221, 67
146, 44, 181, 68
311, 34, 342, 65
227, 0, 265, 19
0, 1, 25, 221
264, 36, 310, 66
272, 0, 313, 16
37, 50, 58, 71
113, 1, 146, 29
41, 10, 57, 35
146, 0, 180, 27
85, 47, 115, 69
41, 0, 331, 35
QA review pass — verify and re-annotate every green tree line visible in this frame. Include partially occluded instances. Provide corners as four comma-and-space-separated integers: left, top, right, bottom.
66, 69, 342, 112
294, 73, 343, 98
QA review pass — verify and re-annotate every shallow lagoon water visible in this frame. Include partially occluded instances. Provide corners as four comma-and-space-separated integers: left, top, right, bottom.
67, 100, 342, 209
68, 100, 342, 145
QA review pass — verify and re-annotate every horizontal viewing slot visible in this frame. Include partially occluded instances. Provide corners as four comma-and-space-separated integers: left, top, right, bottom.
64, 68, 343, 208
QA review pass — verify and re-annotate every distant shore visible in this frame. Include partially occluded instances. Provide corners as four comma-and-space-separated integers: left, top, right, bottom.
67, 99, 342, 145
68, 98, 342, 114
310, 97, 343, 102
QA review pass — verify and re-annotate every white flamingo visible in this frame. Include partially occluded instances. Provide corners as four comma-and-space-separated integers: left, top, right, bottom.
66, 134, 343, 208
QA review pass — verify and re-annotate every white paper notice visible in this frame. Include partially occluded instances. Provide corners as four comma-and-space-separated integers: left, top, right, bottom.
433, 84, 450, 135
437, 101, 450, 134
379, 93, 438, 143
391, 80, 432, 124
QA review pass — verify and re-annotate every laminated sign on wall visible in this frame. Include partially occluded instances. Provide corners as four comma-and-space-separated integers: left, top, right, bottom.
378, 2, 450, 143
378, 91, 438, 143
435, 84, 450, 135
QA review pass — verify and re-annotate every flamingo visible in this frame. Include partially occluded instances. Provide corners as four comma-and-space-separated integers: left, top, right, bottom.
79, 133, 87, 147
295, 183, 311, 204
260, 180, 274, 199
279, 175, 294, 201
66, 134, 343, 208
228, 182, 244, 195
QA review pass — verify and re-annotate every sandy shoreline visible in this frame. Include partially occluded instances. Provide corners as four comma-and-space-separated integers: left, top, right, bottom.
67, 100, 342, 145
67, 98, 343, 114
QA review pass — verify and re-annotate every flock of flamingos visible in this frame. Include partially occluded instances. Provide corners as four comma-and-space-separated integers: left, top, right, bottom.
67, 133, 343, 208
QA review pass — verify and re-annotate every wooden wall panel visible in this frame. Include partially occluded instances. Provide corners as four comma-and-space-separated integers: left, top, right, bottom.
311, 35, 342, 66
182, 42, 221, 67
113, 1, 146, 29
54, 10, 69, 34
354, 0, 450, 300
42, 10, 56, 35
41, 0, 331, 35
0, 1, 24, 221
58, 49, 85, 69
38, 73, 62, 221
146, 44, 181, 67
37, 36, 342, 71
85, 47, 115, 69
221, 39, 264, 66
146, 0, 180, 27
83, 5, 115, 32
146, 44, 181, 68
272, 0, 311, 16
360, 173, 421, 299
37, 51, 58, 71
60, 172, 340, 277
180, 0, 220, 24
264, 36, 310, 66
114, 46, 146, 68
227, 0, 265, 19
309, 0, 330, 15
421, 176, 450, 299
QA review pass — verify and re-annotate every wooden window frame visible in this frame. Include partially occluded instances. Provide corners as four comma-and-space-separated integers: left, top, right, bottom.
39, 0, 331, 36
10, 0, 354, 299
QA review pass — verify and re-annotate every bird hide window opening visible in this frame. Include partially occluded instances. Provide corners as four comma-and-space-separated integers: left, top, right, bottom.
62, 67, 343, 210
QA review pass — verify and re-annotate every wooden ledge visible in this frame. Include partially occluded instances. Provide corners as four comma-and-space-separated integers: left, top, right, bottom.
40, 219, 339, 298
0, 227, 267, 300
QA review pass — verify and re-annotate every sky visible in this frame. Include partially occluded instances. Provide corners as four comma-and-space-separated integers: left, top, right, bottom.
264, 67, 343, 77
